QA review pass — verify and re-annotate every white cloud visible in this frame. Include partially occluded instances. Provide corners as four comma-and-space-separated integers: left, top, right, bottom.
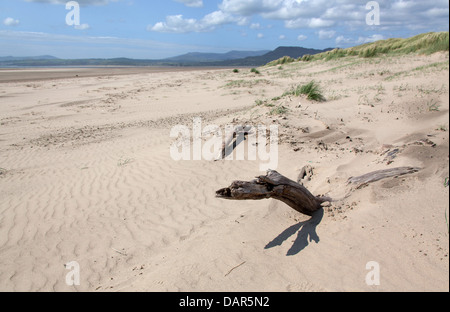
149, 11, 247, 33
250, 23, 262, 29
357, 34, 384, 44
219, 0, 284, 16
335, 35, 352, 45
149, 0, 449, 35
297, 34, 307, 41
174, 0, 203, 8
318, 29, 336, 40
308, 18, 335, 28
74, 23, 90, 30
279, 34, 286, 40
257, 33, 264, 39
336, 34, 385, 46
3, 17, 20, 26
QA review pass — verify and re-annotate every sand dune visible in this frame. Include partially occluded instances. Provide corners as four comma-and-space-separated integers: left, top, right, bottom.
0, 52, 448, 292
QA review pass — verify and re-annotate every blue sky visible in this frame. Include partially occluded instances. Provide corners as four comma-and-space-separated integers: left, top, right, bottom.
0, 0, 448, 59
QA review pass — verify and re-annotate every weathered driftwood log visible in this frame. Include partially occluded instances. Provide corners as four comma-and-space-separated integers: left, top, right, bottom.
217, 167, 422, 216
216, 170, 330, 216
348, 166, 421, 189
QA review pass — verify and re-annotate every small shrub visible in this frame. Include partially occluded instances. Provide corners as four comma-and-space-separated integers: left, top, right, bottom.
251, 68, 261, 75
233, 69, 239, 73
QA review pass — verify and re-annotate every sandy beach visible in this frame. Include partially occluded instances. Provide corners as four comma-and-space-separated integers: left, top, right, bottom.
0, 52, 448, 292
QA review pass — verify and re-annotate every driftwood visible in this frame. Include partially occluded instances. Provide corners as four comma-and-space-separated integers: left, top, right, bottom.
217, 167, 421, 216
216, 170, 329, 216
348, 166, 421, 189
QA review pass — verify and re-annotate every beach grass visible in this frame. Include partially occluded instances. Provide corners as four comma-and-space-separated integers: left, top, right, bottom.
283, 81, 325, 102
268, 32, 449, 66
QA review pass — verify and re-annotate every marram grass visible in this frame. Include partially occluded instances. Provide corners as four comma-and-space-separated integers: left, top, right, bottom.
267, 32, 449, 66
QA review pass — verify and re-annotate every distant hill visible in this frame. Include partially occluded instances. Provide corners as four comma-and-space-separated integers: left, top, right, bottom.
0, 47, 331, 67
210, 46, 333, 66
164, 50, 270, 63
261, 46, 334, 63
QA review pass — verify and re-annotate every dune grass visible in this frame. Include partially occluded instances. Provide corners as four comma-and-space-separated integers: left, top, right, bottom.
267, 56, 296, 67
268, 32, 449, 66
270, 105, 289, 115
283, 81, 326, 102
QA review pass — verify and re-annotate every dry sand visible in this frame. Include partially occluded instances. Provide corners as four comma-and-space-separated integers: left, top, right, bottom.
0, 53, 448, 292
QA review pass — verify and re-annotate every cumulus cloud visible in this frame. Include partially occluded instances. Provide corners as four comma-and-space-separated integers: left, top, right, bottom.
174, 0, 203, 7
150, 0, 448, 38
297, 34, 307, 41
250, 23, 262, 30
336, 34, 385, 46
3, 17, 20, 26
318, 29, 336, 40
219, 0, 284, 16
149, 11, 247, 33
220, 0, 449, 31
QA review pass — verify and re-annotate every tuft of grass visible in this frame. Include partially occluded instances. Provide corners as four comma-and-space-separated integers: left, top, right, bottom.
270, 105, 289, 115
232, 69, 239, 73
267, 56, 296, 66
325, 48, 348, 60
295, 81, 326, 102
255, 99, 274, 107
281, 81, 325, 101
427, 99, 441, 112
301, 54, 313, 62
250, 68, 261, 75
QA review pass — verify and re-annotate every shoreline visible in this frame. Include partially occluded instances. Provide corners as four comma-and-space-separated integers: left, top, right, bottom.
0, 66, 235, 83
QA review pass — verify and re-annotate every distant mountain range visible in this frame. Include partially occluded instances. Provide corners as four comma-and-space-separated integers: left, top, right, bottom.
0, 46, 332, 67
163, 50, 270, 63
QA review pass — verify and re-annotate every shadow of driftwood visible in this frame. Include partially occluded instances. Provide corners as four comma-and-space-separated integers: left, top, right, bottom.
265, 209, 324, 256
224, 133, 247, 158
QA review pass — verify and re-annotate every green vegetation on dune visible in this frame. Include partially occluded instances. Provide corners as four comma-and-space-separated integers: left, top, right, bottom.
283, 81, 326, 102
267, 32, 449, 66
266, 56, 297, 66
